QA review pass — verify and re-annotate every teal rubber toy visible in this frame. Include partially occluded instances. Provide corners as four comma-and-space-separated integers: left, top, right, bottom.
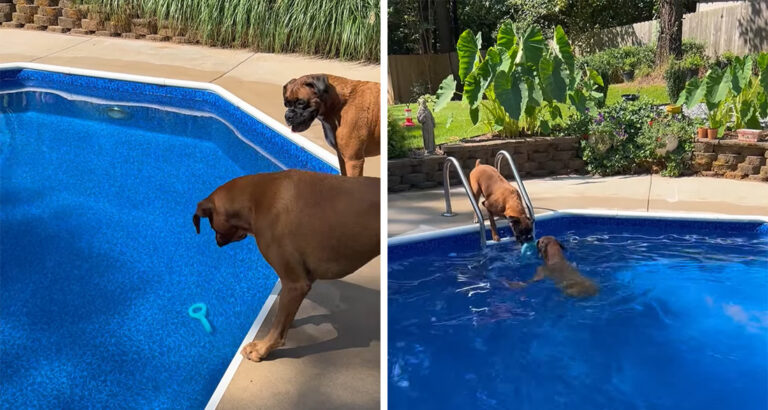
188, 303, 212, 333
521, 240, 537, 257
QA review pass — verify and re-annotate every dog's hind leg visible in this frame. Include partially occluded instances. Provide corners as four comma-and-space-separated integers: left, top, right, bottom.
242, 260, 312, 362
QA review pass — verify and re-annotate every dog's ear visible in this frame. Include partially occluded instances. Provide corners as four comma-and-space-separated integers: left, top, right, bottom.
283, 78, 296, 96
304, 75, 328, 96
193, 199, 213, 234
536, 238, 546, 257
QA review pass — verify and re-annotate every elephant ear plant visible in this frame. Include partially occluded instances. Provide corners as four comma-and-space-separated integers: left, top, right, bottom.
435, 23, 604, 138
677, 52, 768, 138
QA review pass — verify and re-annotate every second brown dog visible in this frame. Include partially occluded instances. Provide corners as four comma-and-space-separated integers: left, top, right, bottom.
283, 74, 380, 177
507, 236, 598, 298
469, 159, 533, 244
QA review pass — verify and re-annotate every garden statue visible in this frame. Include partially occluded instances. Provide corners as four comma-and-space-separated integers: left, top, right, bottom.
417, 96, 436, 154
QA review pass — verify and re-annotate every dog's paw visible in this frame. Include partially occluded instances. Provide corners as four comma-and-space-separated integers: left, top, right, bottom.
241, 341, 272, 362
492, 234, 501, 242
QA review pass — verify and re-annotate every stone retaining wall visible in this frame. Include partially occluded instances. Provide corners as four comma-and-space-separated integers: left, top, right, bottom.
692, 138, 768, 182
1, 0, 192, 43
389, 137, 585, 192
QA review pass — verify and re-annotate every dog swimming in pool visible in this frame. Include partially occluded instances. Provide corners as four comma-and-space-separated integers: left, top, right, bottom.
506, 236, 599, 298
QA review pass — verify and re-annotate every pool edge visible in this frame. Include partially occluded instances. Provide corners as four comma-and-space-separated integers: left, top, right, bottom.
0, 62, 340, 171
205, 279, 282, 410
388, 209, 768, 246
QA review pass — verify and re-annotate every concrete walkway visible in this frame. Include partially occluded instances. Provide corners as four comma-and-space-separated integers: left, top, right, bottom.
0, 29, 380, 409
389, 174, 768, 237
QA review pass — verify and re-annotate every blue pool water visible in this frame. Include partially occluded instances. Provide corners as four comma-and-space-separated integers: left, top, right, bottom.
389, 216, 768, 410
0, 69, 334, 408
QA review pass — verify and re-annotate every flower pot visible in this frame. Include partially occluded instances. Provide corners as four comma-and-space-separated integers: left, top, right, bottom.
736, 129, 761, 142
666, 105, 682, 114
622, 70, 635, 82
707, 128, 718, 139
697, 127, 707, 139
686, 68, 699, 80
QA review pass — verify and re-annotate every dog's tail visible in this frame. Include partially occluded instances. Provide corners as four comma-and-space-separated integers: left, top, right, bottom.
475, 159, 481, 168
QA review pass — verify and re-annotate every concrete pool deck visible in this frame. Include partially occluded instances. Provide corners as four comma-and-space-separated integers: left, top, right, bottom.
389, 174, 768, 237
0, 29, 380, 409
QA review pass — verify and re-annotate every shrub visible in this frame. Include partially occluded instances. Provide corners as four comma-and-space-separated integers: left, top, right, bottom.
664, 59, 688, 103
580, 97, 657, 175
682, 39, 707, 59
388, 113, 410, 159
637, 115, 696, 176
682, 54, 706, 71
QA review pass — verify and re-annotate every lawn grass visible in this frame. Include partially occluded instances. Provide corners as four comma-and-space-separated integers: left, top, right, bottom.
389, 102, 486, 149
390, 83, 669, 150
605, 83, 669, 105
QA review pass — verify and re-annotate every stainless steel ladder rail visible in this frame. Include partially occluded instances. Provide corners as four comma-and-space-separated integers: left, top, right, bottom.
441, 156, 486, 248
494, 150, 536, 237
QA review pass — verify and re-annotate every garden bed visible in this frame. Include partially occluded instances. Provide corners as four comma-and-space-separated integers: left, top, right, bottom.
388, 137, 585, 192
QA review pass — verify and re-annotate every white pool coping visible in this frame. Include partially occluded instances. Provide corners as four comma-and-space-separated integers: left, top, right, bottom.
0, 62, 337, 409
388, 209, 768, 246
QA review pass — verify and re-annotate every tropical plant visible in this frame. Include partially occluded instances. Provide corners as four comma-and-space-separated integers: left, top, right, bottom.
435, 23, 604, 138
677, 53, 768, 136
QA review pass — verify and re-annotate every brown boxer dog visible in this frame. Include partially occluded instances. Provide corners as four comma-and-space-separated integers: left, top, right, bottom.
506, 236, 598, 298
193, 170, 380, 362
283, 74, 380, 177
468, 159, 533, 244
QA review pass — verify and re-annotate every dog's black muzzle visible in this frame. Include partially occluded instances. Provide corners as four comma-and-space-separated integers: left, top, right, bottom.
284, 107, 318, 132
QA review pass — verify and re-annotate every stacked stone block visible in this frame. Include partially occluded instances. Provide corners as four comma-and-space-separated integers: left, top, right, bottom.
0, 0, 16, 26
388, 137, 585, 192
8, 0, 33, 28
19, 0, 60, 31
692, 138, 768, 182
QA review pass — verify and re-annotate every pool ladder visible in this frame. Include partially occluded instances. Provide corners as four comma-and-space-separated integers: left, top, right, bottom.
442, 150, 536, 248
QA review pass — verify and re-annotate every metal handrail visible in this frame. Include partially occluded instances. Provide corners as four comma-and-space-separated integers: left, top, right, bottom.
442, 156, 486, 248
494, 150, 536, 237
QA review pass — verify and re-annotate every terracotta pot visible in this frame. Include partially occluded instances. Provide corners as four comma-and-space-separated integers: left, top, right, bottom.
707, 128, 718, 139
697, 127, 707, 139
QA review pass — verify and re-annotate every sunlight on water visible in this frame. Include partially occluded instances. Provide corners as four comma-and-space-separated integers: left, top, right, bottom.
389, 229, 768, 410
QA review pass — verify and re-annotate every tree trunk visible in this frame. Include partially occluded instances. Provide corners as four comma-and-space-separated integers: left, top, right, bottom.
656, 0, 683, 66
434, 0, 455, 53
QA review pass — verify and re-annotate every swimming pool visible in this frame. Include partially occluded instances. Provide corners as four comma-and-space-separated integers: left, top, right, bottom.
0, 64, 337, 408
389, 211, 768, 410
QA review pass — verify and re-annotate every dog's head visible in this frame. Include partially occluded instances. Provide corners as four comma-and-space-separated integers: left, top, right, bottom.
536, 236, 565, 262
282, 74, 330, 133
193, 198, 250, 247
506, 215, 534, 244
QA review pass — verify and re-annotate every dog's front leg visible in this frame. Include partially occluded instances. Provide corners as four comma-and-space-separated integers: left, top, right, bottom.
242, 279, 311, 362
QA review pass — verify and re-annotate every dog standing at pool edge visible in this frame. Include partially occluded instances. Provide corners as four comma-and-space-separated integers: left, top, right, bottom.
283, 74, 380, 177
468, 159, 533, 243
507, 236, 599, 298
193, 170, 380, 362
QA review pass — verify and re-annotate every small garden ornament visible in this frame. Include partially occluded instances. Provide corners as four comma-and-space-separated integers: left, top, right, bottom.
417, 96, 436, 154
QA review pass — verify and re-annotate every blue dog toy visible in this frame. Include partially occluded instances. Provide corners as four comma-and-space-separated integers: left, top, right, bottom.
188, 303, 212, 333
521, 240, 537, 257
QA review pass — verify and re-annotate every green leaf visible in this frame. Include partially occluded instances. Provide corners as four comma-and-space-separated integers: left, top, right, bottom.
486, 47, 501, 75
497, 20, 516, 50
515, 26, 545, 66
445, 113, 454, 129
494, 70, 524, 121
499, 47, 513, 73
587, 68, 604, 87
677, 77, 700, 107
569, 90, 587, 113
550, 57, 568, 103
463, 59, 493, 108
457, 30, 479, 82
469, 105, 480, 125
758, 52, 768, 71
552, 25, 574, 74
434, 75, 457, 112
539, 56, 554, 102
475, 31, 483, 50
760, 56, 768, 94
